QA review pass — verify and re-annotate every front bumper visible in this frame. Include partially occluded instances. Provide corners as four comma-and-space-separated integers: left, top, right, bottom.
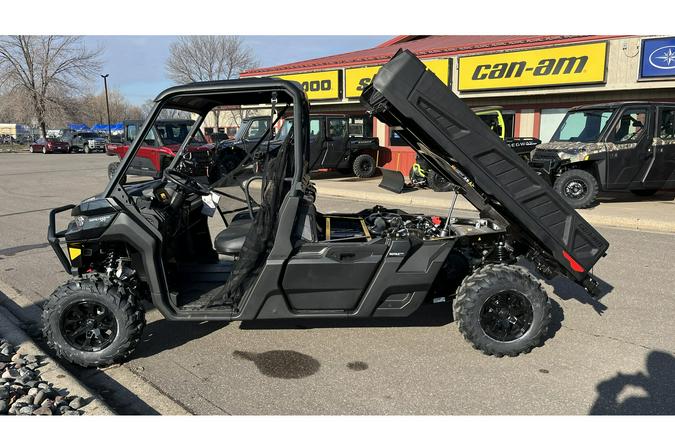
47, 204, 76, 273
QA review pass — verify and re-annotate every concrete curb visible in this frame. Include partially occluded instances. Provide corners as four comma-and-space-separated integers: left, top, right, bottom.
0, 309, 115, 415
0, 278, 191, 415
315, 184, 675, 234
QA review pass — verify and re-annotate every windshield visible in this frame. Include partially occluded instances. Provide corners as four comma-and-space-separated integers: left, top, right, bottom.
551, 109, 614, 143
155, 121, 205, 145
79, 132, 98, 139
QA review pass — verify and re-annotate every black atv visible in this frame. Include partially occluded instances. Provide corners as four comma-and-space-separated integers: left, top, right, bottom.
44, 51, 609, 368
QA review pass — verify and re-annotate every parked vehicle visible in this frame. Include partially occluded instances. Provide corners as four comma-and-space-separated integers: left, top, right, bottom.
410, 107, 541, 191
0, 123, 32, 144
62, 131, 107, 153
106, 119, 215, 183
44, 51, 608, 368
210, 114, 380, 182
29, 137, 70, 154
529, 102, 675, 208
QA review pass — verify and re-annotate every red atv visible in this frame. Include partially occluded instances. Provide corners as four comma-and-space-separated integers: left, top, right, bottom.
107, 119, 215, 183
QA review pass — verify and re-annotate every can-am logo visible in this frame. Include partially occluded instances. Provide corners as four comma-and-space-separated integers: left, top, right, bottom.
648, 46, 675, 70
471, 56, 588, 81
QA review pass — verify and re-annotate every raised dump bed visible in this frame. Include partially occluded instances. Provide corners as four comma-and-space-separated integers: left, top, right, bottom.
360, 50, 609, 291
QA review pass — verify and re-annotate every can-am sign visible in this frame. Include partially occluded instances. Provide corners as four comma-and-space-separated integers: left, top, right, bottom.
640, 37, 675, 79
458, 42, 607, 91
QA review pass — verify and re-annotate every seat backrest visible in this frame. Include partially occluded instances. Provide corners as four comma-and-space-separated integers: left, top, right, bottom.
293, 197, 318, 243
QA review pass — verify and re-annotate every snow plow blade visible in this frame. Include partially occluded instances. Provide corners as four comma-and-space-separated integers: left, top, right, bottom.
378, 168, 407, 193
360, 50, 609, 286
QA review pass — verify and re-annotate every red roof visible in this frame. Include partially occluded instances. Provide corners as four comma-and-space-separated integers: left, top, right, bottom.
241, 35, 625, 76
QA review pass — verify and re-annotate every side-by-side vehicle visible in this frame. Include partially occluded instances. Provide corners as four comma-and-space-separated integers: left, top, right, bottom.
530, 102, 675, 208
44, 51, 609, 367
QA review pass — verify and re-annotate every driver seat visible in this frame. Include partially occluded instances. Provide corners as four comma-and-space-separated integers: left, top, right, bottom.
214, 212, 254, 256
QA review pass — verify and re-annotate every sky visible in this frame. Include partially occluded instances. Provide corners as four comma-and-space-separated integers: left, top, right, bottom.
85, 36, 392, 106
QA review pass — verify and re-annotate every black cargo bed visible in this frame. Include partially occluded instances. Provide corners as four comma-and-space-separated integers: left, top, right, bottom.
360, 50, 609, 284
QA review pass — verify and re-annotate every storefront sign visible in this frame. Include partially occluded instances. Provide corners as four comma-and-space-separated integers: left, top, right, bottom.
345, 58, 450, 98
640, 37, 675, 79
458, 42, 607, 91
276, 70, 342, 100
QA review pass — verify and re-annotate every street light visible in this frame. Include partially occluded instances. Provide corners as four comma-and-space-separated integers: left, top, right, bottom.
100, 74, 112, 143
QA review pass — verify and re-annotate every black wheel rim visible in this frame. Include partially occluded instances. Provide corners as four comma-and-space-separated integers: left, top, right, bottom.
564, 179, 588, 200
479, 290, 534, 342
360, 160, 372, 173
60, 300, 117, 352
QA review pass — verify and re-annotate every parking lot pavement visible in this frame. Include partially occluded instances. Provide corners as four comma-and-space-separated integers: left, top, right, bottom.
0, 153, 674, 415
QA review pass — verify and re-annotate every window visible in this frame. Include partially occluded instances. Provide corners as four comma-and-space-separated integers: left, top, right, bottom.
246, 119, 269, 140
126, 124, 137, 143
658, 108, 675, 139
327, 118, 348, 139
309, 119, 321, 142
389, 130, 408, 147
608, 109, 647, 144
551, 109, 614, 143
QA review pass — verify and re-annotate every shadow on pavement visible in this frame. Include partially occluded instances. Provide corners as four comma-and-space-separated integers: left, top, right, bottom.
131, 317, 228, 359
547, 273, 613, 315
590, 350, 675, 415
596, 190, 675, 204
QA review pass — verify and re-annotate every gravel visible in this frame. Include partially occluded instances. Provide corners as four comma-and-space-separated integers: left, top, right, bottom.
0, 338, 87, 416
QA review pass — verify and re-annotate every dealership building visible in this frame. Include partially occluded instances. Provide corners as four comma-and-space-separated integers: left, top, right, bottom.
240, 35, 675, 173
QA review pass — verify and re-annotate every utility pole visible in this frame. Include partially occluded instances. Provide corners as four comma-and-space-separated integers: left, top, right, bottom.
101, 74, 112, 143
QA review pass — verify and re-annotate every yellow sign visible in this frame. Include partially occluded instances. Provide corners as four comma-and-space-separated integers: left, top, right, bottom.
458, 42, 607, 91
345, 58, 450, 98
276, 70, 341, 100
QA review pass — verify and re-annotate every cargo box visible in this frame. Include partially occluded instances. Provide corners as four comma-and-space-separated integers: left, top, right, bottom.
360, 50, 609, 285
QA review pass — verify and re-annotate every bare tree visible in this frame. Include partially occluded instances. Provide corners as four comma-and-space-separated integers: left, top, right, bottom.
0, 36, 102, 137
165, 36, 258, 131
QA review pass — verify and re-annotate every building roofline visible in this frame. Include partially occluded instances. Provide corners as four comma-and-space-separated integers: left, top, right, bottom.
241, 35, 629, 77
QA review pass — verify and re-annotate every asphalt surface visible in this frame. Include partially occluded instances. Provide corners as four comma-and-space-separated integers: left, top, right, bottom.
0, 153, 674, 415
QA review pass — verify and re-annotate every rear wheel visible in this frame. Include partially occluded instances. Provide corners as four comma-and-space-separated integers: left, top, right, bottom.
352, 154, 376, 178
427, 169, 454, 192
453, 264, 551, 357
553, 169, 598, 209
42, 274, 145, 367
631, 189, 658, 197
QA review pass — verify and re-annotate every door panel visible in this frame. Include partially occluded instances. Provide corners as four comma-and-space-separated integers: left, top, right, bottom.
308, 117, 325, 170
281, 243, 388, 311
644, 107, 675, 185
605, 108, 652, 189
321, 117, 350, 168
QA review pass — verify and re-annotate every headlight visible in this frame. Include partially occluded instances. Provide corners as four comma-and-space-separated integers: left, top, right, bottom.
73, 213, 115, 229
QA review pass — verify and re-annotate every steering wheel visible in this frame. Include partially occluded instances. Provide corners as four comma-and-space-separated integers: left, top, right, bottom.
164, 168, 211, 196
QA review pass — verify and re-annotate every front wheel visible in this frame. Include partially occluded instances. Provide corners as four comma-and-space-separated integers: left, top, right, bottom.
84, 145, 91, 154
553, 169, 598, 209
453, 264, 551, 357
42, 275, 145, 367
42, 146, 48, 154
352, 154, 376, 178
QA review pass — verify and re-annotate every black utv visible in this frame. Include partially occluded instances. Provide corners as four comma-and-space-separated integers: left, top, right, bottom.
211, 114, 379, 181
44, 51, 609, 368
530, 102, 675, 208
